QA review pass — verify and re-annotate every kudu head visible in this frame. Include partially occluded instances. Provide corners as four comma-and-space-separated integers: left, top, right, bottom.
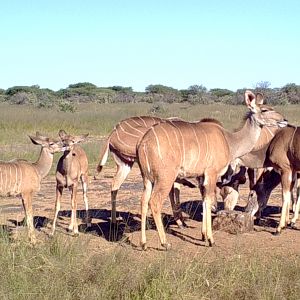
58, 130, 89, 151
245, 90, 288, 128
28, 132, 66, 154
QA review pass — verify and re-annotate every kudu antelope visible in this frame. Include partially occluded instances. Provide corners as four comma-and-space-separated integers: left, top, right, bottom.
220, 111, 287, 211
0, 133, 65, 243
247, 125, 300, 234
51, 130, 89, 236
137, 90, 287, 249
95, 116, 195, 228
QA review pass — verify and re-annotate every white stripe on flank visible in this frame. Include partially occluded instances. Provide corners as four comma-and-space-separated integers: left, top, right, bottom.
143, 144, 151, 173
151, 127, 163, 160
123, 121, 144, 135
170, 125, 183, 166
130, 118, 143, 126
161, 126, 176, 157
5, 164, 8, 192
13, 164, 18, 193
18, 164, 22, 193
169, 121, 185, 166
190, 124, 201, 170
138, 116, 147, 127
9, 165, 12, 191
119, 123, 140, 138
0, 166, 3, 192
115, 128, 133, 149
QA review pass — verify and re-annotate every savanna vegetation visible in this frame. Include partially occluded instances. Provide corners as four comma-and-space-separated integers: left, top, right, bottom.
1, 88, 300, 299
1, 81, 300, 113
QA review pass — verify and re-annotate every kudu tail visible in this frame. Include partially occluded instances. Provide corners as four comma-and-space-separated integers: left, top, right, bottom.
94, 138, 110, 179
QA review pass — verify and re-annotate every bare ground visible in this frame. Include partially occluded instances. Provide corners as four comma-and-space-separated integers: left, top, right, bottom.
1, 165, 300, 260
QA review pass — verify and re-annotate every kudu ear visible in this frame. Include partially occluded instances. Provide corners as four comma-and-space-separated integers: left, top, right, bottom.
244, 90, 257, 110
35, 131, 49, 141
74, 133, 89, 144
58, 130, 68, 140
255, 92, 264, 105
28, 135, 45, 146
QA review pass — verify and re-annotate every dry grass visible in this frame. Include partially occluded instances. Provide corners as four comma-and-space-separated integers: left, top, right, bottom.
1, 102, 300, 299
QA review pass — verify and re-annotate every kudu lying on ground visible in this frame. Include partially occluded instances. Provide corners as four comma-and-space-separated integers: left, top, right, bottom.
95, 116, 196, 228
51, 130, 90, 236
247, 125, 300, 234
137, 90, 287, 249
0, 133, 65, 243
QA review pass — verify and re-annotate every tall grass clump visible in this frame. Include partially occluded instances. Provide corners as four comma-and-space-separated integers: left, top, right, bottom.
1, 228, 300, 300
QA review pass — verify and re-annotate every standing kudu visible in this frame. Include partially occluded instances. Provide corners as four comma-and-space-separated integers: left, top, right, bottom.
248, 126, 300, 234
95, 116, 195, 228
137, 91, 287, 249
220, 113, 287, 211
0, 133, 65, 243
51, 130, 89, 236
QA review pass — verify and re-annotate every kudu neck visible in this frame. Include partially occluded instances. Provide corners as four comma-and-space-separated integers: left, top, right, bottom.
225, 115, 262, 160
62, 149, 74, 174
33, 148, 54, 179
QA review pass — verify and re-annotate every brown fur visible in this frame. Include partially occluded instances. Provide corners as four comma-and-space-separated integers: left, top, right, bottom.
0, 133, 65, 243
51, 130, 89, 236
137, 91, 287, 249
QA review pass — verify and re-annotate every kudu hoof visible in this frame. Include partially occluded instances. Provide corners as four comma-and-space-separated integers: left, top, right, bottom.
141, 243, 148, 251
290, 222, 297, 229
161, 243, 171, 250
205, 240, 215, 247
177, 221, 188, 230
273, 230, 281, 236
73, 232, 79, 237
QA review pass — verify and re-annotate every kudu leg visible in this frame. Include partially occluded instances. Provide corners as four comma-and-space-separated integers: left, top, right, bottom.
140, 179, 152, 250
21, 192, 36, 244
148, 185, 171, 250
201, 172, 217, 247
51, 185, 63, 236
169, 183, 186, 229
111, 154, 133, 224
81, 174, 90, 227
276, 170, 293, 234
290, 175, 300, 227
69, 184, 79, 235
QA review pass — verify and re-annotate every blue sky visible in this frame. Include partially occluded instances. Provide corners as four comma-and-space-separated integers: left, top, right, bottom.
1, 1, 299, 92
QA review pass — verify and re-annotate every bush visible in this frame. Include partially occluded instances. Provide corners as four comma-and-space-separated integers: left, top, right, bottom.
58, 100, 76, 112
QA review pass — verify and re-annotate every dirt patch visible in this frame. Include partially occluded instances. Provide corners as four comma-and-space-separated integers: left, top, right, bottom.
1, 165, 300, 258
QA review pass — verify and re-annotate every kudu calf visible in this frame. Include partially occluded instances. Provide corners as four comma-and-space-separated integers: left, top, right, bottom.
51, 130, 89, 236
95, 116, 195, 228
0, 133, 65, 243
248, 126, 300, 234
137, 91, 287, 249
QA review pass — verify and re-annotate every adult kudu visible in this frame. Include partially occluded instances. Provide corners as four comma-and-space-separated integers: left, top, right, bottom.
137, 90, 287, 249
0, 133, 66, 243
220, 108, 287, 211
95, 116, 195, 228
247, 125, 300, 234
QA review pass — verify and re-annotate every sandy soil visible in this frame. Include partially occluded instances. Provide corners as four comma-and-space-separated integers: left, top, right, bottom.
1, 165, 300, 258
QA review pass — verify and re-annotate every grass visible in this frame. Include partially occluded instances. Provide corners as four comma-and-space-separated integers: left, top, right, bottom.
2, 101, 300, 299
1, 101, 300, 167
0, 230, 300, 300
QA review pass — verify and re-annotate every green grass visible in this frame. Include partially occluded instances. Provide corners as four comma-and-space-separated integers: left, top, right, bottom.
1, 102, 300, 299
0, 230, 300, 300
1, 101, 300, 169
